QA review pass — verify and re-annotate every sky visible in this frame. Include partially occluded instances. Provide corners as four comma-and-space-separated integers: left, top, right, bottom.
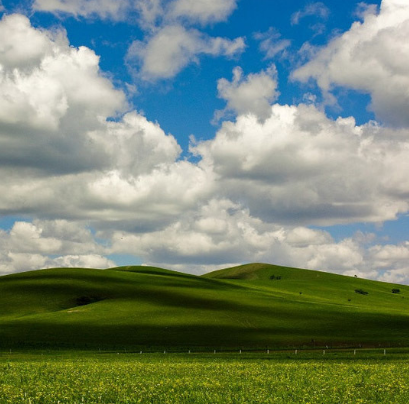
0, 0, 409, 284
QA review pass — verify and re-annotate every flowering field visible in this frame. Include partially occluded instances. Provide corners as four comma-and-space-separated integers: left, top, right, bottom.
0, 351, 409, 403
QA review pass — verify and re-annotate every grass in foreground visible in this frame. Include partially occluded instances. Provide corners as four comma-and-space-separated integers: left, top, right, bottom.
1, 351, 409, 403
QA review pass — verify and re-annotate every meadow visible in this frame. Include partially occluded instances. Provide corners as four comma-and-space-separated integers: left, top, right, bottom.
1, 350, 409, 403
2, 264, 409, 403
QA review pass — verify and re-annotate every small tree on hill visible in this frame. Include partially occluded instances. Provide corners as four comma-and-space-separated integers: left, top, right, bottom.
355, 289, 368, 295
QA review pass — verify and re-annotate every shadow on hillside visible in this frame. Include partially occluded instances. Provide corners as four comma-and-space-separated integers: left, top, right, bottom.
0, 272, 258, 315
1, 310, 409, 351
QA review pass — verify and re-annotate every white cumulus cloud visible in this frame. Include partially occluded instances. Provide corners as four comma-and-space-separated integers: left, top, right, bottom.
108, 197, 409, 283
0, 14, 212, 232
0, 220, 103, 255
0, 14, 126, 174
127, 24, 245, 80
293, 0, 409, 127
197, 103, 409, 225
0, 220, 115, 274
215, 66, 279, 122
51, 254, 115, 269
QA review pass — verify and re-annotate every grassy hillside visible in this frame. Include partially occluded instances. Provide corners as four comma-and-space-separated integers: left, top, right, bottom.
0, 263, 408, 350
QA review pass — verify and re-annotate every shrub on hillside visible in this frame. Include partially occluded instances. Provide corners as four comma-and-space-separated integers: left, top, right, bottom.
355, 289, 368, 295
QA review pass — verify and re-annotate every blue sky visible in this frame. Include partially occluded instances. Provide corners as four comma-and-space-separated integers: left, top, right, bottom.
1, 0, 409, 283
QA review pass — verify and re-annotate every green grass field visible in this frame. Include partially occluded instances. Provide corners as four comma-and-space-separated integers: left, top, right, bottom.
1, 351, 409, 403
0, 263, 408, 349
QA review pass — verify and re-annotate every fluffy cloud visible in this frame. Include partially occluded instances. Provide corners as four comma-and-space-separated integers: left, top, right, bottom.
33, 0, 241, 81
0, 252, 114, 274
0, 220, 114, 274
197, 103, 409, 225
3, 214, 408, 283
0, 252, 47, 275
0, 14, 52, 69
127, 25, 245, 80
215, 66, 279, 122
0, 14, 212, 230
0, 14, 126, 175
93, 112, 182, 176
110, 198, 334, 268
368, 242, 409, 284
0, 220, 103, 255
85, 160, 213, 231
126, 0, 242, 81
109, 197, 409, 282
0, 155, 210, 234
51, 254, 115, 269
293, 0, 409, 127
33, 0, 130, 20
370, 242, 409, 269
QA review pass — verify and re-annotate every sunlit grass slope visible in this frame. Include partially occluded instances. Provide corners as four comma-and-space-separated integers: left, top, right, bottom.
0, 263, 408, 350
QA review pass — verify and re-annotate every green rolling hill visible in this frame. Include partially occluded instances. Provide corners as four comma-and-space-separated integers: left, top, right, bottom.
0, 263, 408, 350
